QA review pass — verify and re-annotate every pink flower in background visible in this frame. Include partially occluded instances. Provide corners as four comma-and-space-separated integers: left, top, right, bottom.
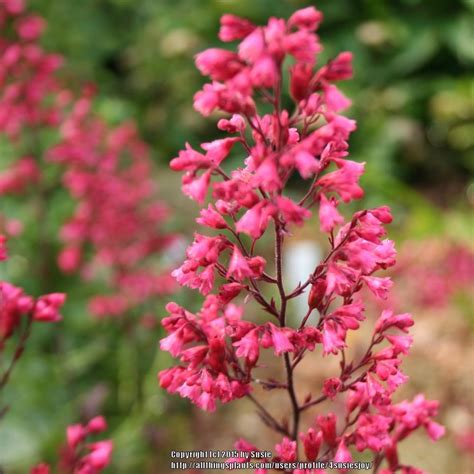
0, 157, 40, 195
33, 293, 66, 322
0, 4, 178, 321
50, 105, 178, 318
393, 239, 474, 308
32, 416, 113, 474
16, 15, 45, 40
0, 231, 64, 406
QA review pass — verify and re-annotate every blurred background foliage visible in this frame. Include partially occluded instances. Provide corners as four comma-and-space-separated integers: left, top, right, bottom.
0, 0, 473, 473
30, 0, 474, 204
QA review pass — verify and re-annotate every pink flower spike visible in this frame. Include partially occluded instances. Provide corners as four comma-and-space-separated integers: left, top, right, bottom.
201, 136, 240, 165
170, 142, 209, 171
317, 159, 365, 203
322, 319, 346, 355
193, 84, 219, 116
370, 205, 393, 224
317, 413, 337, 446
375, 310, 414, 334
253, 158, 281, 192
196, 391, 216, 412
386, 334, 413, 355
284, 30, 321, 64
161, 7, 445, 465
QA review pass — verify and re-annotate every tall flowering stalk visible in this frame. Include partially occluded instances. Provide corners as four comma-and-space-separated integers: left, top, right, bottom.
159, 7, 444, 472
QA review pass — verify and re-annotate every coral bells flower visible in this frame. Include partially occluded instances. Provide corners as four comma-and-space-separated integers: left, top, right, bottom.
0, 6, 63, 140
219, 14, 255, 42
30, 463, 50, 474
0, 157, 40, 196
158, 298, 252, 412
288, 7, 323, 31
0, 231, 63, 404
83, 441, 113, 470
16, 15, 45, 40
227, 246, 266, 281
0, 235, 7, 260
33, 293, 66, 322
300, 427, 322, 461
0, 254, 64, 336
0, 281, 34, 343
32, 416, 112, 474
159, 6, 444, 472
195, 49, 243, 81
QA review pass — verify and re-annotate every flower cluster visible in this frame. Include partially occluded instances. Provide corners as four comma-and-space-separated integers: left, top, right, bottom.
0, 1, 177, 319
230, 392, 443, 473
0, 0, 62, 198
159, 7, 443, 472
0, 233, 65, 404
0, 0, 62, 141
49, 88, 177, 319
31, 416, 113, 474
